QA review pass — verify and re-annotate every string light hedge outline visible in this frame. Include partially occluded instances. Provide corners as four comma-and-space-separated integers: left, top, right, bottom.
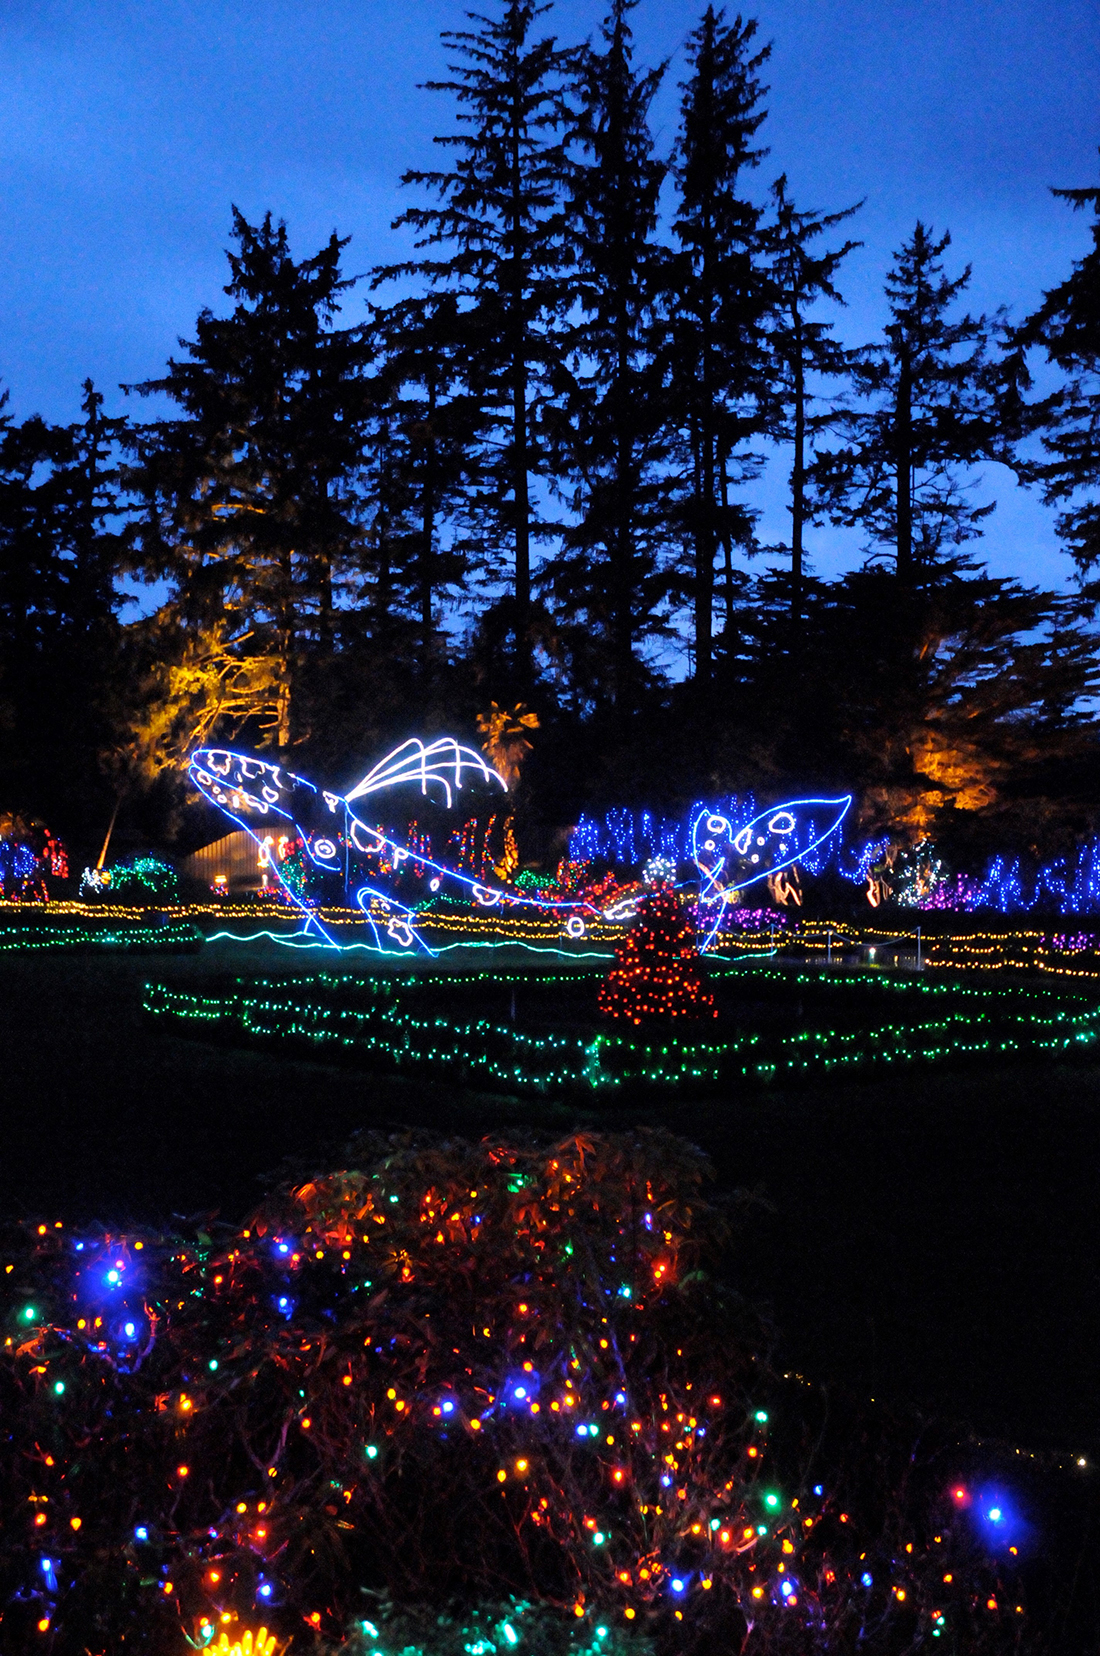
142, 960, 1100, 1097
0, 1132, 1037, 1653
0, 917, 202, 954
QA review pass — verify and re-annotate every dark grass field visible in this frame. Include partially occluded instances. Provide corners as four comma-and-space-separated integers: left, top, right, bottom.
3, 941, 1100, 1457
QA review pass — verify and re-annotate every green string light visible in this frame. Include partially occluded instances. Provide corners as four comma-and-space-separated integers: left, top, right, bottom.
143, 961, 1100, 1097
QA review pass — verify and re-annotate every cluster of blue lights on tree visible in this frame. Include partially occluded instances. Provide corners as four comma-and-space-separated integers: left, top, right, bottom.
968, 843, 1100, 914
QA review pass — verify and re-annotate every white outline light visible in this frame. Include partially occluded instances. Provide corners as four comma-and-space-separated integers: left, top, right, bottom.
346, 738, 506, 809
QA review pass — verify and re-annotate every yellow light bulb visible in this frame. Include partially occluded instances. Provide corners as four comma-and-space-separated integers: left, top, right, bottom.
214, 1631, 278, 1656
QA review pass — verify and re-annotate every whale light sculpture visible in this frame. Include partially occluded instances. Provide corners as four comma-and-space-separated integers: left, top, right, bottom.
691, 797, 852, 949
188, 738, 853, 955
187, 738, 602, 951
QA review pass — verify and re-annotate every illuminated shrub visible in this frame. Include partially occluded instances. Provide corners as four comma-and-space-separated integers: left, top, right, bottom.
598, 886, 717, 1026
0, 1132, 1033, 1653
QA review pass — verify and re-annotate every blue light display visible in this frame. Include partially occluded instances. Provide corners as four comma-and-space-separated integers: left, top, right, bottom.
571, 798, 879, 891
571, 800, 1100, 917
691, 798, 852, 948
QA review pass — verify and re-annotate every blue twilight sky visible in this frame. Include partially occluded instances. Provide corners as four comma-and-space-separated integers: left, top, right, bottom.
0, 0, 1097, 590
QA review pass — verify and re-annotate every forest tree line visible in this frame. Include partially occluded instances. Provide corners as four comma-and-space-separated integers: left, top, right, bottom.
1, 0, 1099, 864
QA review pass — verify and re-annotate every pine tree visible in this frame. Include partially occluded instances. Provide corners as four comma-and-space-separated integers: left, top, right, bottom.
545, 0, 672, 712
125, 210, 368, 754
723, 563, 1100, 848
1016, 152, 1100, 585
365, 292, 485, 675
385, 0, 575, 689
762, 175, 861, 624
0, 382, 127, 827
669, 6, 771, 684
598, 882, 716, 1024
813, 223, 1006, 581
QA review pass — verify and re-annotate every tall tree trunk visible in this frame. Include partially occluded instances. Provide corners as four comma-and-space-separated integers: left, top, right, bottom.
719, 445, 735, 634
512, 356, 530, 671
613, 422, 633, 711
277, 545, 294, 749
695, 430, 715, 684
317, 480, 333, 653
790, 325, 806, 625
694, 244, 715, 685
612, 250, 633, 710
420, 378, 438, 674
895, 342, 913, 581
509, 115, 531, 687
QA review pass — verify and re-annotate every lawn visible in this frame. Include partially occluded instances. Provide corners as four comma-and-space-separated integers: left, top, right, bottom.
3, 937, 1100, 1458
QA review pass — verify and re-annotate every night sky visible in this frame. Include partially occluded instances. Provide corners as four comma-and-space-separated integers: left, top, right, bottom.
1, 0, 1096, 586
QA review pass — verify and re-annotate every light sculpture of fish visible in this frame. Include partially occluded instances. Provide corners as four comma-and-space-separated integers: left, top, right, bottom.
187, 738, 600, 952
691, 796, 852, 948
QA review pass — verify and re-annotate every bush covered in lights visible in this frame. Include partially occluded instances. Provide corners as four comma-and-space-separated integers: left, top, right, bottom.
80, 855, 179, 902
0, 813, 67, 901
0, 1131, 1052, 1653
598, 884, 716, 1027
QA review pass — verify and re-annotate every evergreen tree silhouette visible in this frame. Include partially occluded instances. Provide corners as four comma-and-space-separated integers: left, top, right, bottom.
762, 174, 861, 626
814, 223, 1006, 582
384, 0, 575, 690
1017, 152, 1100, 588
366, 292, 485, 677
0, 381, 127, 829
545, 0, 672, 712
669, 7, 771, 685
125, 210, 368, 751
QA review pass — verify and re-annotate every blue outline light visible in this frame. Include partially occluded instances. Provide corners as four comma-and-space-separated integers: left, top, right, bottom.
691, 797, 852, 948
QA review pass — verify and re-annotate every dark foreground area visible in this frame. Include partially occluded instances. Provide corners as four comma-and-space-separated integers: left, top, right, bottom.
2, 943, 1098, 1458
